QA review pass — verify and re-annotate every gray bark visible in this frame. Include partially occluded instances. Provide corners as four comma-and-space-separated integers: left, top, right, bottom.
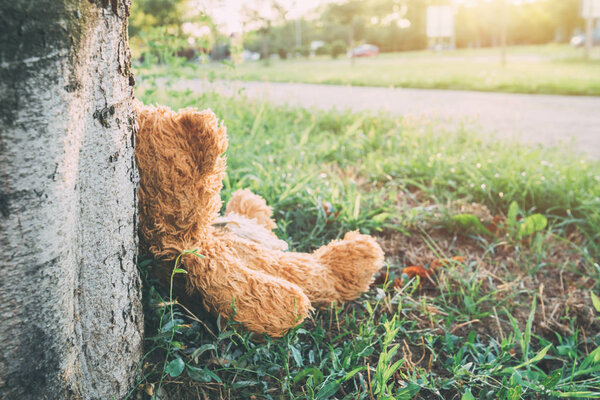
0, 0, 142, 398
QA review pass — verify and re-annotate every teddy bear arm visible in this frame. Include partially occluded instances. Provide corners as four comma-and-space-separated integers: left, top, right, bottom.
227, 233, 383, 305
225, 189, 277, 230
182, 240, 312, 337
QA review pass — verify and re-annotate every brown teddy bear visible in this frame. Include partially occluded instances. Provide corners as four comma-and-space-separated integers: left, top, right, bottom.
135, 102, 384, 337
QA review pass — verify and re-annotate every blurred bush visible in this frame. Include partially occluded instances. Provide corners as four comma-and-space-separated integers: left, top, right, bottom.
331, 41, 347, 59
132, 27, 189, 66
294, 46, 311, 58
277, 48, 288, 60
315, 44, 331, 56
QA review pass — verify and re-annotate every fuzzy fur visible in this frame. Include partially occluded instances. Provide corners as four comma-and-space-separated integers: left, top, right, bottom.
135, 102, 385, 337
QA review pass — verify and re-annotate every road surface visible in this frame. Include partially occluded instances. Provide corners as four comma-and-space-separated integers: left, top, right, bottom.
172, 79, 600, 158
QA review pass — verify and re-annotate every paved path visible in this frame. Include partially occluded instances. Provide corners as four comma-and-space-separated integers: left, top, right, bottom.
176, 80, 600, 158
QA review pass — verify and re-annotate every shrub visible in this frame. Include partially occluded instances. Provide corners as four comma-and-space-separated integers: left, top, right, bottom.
293, 46, 310, 58
331, 40, 346, 59
315, 44, 330, 56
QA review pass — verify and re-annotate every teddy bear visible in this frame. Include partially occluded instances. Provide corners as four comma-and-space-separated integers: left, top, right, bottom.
135, 102, 385, 337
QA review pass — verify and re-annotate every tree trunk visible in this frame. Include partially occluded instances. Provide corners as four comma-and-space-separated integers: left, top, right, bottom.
0, 0, 142, 398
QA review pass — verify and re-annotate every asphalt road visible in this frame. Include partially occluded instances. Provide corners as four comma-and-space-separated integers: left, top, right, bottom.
174, 79, 600, 158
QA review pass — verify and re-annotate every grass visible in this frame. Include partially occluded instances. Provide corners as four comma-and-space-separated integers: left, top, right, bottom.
129, 66, 600, 399
181, 44, 600, 96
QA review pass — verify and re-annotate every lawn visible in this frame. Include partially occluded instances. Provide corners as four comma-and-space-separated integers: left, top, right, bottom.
189, 45, 600, 96
130, 68, 600, 399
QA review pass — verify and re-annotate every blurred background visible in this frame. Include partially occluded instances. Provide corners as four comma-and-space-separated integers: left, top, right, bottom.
129, 0, 600, 68
129, 0, 600, 156
129, 3, 600, 398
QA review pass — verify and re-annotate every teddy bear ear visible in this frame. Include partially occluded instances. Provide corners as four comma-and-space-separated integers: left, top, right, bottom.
177, 108, 218, 130
176, 108, 228, 156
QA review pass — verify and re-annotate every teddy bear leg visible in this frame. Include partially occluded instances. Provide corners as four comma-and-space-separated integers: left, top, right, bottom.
230, 231, 384, 306
225, 189, 277, 230
217, 189, 288, 251
313, 231, 384, 302
224, 272, 312, 337
185, 251, 312, 337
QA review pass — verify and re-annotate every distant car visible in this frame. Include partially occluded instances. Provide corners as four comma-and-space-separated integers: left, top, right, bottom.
570, 30, 600, 47
348, 44, 379, 58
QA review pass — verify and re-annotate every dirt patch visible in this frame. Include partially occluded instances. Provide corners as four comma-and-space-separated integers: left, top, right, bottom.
375, 216, 599, 348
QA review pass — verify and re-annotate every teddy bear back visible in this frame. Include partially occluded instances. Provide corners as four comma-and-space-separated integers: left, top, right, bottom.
135, 102, 228, 259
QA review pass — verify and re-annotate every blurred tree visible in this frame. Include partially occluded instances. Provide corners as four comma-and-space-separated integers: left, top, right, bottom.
242, 0, 289, 59
320, 20, 349, 44
456, 1, 502, 48
271, 20, 298, 58
317, 0, 428, 53
550, 0, 582, 42
324, 0, 367, 50
331, 40, 347, 58
456, 0, 583, 48
130, 0, 216, 63
236, 0, 584, 55
508, 0, 555, 44
366, 0, 427, 51
130, 0, 190, 37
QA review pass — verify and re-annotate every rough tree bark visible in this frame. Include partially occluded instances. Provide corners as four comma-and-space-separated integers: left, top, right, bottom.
0, 0, 142, 398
